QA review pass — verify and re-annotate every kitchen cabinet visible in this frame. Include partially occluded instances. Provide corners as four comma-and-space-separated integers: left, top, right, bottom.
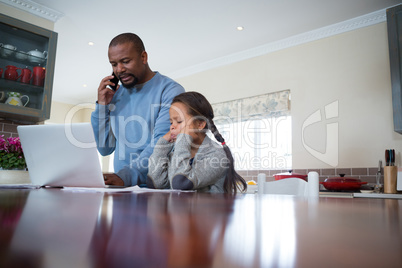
387, 4, 402, 134
0, 13, 57, 123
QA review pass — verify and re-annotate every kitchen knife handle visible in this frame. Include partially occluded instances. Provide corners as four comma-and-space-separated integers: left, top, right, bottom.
385, 150, 390, 166
391, 149, 395, 166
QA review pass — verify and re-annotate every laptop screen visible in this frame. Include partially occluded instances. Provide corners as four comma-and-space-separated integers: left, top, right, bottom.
17, 123, 105, 187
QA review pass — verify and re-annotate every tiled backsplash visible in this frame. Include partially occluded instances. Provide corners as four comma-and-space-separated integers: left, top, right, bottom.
0, 119, 29, 138
238, 167, 383, 185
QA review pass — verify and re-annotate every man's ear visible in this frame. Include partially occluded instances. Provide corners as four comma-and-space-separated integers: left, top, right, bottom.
141, 51, 148, 64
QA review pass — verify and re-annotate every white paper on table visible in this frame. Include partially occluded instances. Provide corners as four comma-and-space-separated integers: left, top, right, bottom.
62, 185, 192, 193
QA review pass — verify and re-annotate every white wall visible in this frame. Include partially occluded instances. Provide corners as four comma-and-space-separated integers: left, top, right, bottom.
48, 101, 93, 124
176, 23, 402, 169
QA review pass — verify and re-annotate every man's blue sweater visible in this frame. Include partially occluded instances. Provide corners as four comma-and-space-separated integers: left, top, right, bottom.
91, 72, 185, 186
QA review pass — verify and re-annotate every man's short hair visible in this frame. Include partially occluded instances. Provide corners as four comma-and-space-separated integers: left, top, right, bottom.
109, 33, 145, 54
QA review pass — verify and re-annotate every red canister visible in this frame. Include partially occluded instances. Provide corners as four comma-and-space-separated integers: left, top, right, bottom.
32, 66, 46, 86
20, 67, 33, 84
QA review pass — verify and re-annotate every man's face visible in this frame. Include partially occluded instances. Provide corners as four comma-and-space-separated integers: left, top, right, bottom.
108, 42, 147, 88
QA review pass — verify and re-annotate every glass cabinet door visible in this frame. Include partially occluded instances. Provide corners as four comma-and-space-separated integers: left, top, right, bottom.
0, 14, 57, 123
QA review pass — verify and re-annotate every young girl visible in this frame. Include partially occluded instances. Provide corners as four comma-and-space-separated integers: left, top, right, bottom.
147, 91, 247, 193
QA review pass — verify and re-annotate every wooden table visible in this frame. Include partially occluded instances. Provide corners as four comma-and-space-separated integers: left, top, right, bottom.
0, 188, 401, 268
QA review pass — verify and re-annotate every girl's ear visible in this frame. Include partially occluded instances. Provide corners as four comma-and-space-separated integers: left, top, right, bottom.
198, 120, 207, 130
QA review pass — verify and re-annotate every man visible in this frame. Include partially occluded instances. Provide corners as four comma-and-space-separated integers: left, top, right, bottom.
91, 33, 185, 186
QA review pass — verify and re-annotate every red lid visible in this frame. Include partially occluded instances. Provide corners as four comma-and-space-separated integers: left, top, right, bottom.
325, 174, 361, 183
274, 170, 307, 180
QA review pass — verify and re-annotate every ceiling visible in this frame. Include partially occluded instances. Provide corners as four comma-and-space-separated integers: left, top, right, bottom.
8, 0, 402, 105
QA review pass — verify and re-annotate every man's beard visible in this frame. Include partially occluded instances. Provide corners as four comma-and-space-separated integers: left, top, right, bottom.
121, 75, 139, 89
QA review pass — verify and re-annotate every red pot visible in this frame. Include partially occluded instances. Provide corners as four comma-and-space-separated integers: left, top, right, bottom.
273, 170, 307, 181
321, 174, 367, 191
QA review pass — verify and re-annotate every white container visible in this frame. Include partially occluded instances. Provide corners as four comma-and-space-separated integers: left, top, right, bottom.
308, 171, 319, 197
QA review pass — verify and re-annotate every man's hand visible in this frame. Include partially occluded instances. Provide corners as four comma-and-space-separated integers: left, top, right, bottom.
103, 173, 124, 186
97, 75, 120, 105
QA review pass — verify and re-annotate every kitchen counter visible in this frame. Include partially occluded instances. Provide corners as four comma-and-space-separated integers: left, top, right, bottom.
249, 187, 402, 199
319, 191, 354, 198
319, 191, 402, 199
354, 192, 402, 199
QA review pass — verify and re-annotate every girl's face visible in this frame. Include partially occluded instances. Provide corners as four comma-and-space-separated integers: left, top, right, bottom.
169, 102, 205, 142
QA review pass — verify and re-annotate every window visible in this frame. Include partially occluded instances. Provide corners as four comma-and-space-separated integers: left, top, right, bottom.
211, 90, 291, 170
215, 116, 291, 170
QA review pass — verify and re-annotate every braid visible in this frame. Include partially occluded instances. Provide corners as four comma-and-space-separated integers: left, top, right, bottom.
210, 121, 247, 194
210, 123, 224, 143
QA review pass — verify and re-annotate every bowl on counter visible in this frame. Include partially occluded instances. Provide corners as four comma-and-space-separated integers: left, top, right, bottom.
360, 189, 374, 193
246, 180, 258, 194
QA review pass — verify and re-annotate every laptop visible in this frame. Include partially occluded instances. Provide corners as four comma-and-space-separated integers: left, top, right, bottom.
17, 123, 106, 188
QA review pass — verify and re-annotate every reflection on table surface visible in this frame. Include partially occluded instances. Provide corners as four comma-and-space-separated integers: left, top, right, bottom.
0, 189, 401, 268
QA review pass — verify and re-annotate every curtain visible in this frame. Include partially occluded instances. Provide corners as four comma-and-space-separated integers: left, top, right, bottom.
211, 90, 290, 124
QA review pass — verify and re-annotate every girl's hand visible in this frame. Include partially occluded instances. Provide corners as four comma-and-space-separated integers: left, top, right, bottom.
163, 130, 176, 143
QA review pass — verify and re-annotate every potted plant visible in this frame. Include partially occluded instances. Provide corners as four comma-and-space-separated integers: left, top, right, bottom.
0, 136, 26, 170
0, 136, 29, 184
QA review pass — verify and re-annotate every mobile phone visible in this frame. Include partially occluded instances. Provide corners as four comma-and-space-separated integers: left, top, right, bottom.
109, 73, 119, 91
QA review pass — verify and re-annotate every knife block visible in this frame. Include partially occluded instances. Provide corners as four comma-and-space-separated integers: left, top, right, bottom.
384, 166, 397, 194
